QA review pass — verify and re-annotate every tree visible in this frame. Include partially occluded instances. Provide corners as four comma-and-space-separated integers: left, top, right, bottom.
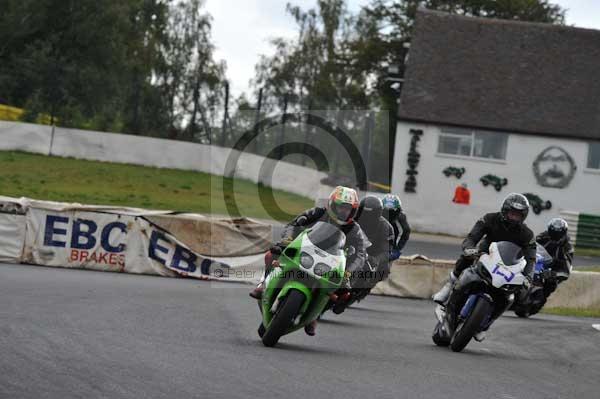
0, 0, 226, 140
152, 0, 225, 141
249, 1, 384, 183
122, 0, 172, 136
0, 0, 143, 129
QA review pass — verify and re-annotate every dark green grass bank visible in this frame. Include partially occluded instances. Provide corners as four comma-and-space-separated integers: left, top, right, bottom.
0, 151, 314, 221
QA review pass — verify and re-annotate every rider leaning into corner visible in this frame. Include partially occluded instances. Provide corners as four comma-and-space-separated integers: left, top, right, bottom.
352, 196, 395, 289
249, 185, 370, 336
536, 217, 573, 295
381, 194, 411, 262
433, 193, 537, 312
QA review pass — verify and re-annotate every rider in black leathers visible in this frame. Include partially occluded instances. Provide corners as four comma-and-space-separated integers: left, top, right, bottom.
433, 193, 537, 305
536, 218, 573, 296
353, 196, 395, 289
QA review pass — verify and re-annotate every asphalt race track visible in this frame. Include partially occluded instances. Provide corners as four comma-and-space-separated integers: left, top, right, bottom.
1, 263, 599, 399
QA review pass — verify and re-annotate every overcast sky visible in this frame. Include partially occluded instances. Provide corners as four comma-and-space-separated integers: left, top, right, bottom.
204, 0, 600, 100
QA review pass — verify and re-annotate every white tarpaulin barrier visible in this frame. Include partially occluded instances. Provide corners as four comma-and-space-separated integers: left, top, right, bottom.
20, 207, 232, 280
0, 196, 269, 280
4, 195, 173, 215
146, 213, 273, 257
372, 256, 600, 311
0, 213, 25, 263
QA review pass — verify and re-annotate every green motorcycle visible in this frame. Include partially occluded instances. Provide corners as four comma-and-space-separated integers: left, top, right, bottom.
258, 221, 348, 347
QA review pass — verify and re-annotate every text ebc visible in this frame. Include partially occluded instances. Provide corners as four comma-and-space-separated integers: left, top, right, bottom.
44, 215, 126, 252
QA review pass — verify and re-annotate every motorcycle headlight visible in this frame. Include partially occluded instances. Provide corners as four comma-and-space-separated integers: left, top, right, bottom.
300, 252, 314, 269
313, 263, 331, 277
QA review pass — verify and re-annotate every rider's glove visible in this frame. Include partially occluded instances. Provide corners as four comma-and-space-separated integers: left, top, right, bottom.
463, 247, 479, 258
523, 275, 533, 290
342, 270, 352, 289
542, 269, 554, 281
271, 236, 294, 254
389, 248, 402, 261
270, 245, 284, 255
280, 235, 293, 246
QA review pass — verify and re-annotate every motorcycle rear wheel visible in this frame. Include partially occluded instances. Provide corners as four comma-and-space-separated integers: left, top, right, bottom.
528, 300, 546, 317
450, 298, 493, 352
262, 289, 305, 347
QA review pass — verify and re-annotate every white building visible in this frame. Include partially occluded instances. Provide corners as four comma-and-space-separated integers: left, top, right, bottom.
392, 10, 600, 236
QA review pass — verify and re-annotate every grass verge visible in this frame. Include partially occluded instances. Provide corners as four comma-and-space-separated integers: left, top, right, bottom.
576, 266, 600, 273
575, 247, 600, 257
541, 307, 600, 318
0, 151, 314, 221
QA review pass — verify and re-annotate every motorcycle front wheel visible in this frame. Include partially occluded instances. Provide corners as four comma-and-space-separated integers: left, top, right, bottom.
450, 298, 493, 352
262, 289, 305, 347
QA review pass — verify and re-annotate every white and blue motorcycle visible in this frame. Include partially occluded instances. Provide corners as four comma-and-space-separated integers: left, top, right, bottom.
432, 241, 527, 352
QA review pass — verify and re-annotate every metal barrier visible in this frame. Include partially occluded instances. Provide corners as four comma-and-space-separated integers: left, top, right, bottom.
560, 210, 600, 249
576, 213, 600, 249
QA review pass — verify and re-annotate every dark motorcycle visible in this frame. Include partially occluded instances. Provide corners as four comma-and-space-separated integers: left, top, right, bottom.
322, 257, 389, 315
511, 244, 570, 318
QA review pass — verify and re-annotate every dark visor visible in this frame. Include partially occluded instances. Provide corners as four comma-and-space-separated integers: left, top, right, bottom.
507, 210, 524, 222
332, 202, 353, 221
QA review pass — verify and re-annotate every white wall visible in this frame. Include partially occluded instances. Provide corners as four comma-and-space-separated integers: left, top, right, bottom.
0, 121, 51, 154
0, 121, 327, 201
392, 121, 600, 236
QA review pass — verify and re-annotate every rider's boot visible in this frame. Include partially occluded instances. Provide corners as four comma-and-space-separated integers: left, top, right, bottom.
250, 253, 278, 300
304, 320, 317, 336
474, 331, 486, 342
433, 271, 458, 305
249, 282, 264, 300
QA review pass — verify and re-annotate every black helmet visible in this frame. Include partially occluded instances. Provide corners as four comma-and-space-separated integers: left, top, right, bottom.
357, 196, 383, 235
500, 193, 530, 227
547, 218, 568, 242
357, 196, 383, 221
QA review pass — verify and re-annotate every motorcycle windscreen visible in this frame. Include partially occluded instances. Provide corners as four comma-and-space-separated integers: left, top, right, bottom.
306, 222, 346, 255
535, 243, 553, 267
495, 241, 524, 266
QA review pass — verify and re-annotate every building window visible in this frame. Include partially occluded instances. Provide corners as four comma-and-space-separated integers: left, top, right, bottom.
437, 128, 508, 160
588, 142, 600, 169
